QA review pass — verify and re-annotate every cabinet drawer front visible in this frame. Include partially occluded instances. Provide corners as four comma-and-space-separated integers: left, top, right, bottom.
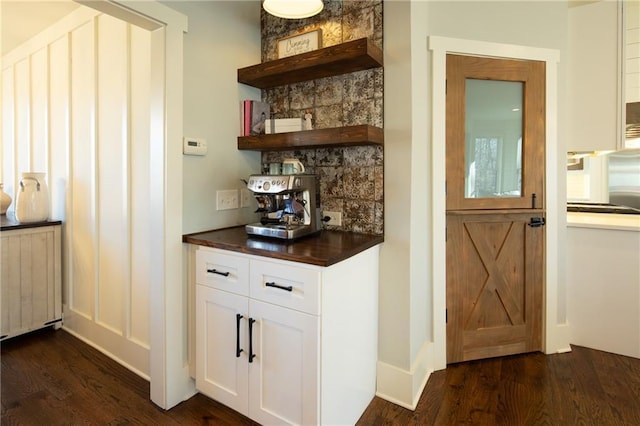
250, 260, 320, 314
196, 248, 249, 296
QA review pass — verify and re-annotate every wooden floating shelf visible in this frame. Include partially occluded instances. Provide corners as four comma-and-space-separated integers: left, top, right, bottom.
237, 38, 383, 89
237, 125, 383, 151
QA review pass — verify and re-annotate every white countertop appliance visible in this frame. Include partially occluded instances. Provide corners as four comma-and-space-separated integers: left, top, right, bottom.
245, 174, 321, 240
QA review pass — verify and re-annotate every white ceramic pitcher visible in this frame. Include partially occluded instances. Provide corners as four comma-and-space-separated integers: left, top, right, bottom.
282, 158, 305, 174
15, 172, 49, 223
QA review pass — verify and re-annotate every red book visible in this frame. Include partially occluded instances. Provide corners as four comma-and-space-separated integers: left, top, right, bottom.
239, 101, 245, 136
243, 100, 251, 136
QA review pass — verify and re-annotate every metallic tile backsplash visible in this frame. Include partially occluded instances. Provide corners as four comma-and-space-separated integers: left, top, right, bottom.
261, 0, 384, 235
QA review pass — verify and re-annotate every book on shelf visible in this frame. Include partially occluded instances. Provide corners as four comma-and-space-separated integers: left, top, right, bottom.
265, 118, 303, 134
240, 100, 270, 136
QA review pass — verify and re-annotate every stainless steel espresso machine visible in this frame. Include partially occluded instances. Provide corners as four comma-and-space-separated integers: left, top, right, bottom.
245, 174, 322, 240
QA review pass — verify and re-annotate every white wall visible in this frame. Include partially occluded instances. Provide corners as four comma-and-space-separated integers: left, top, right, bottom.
380, 0, 569, 409
2, 8, 153, 375
162, 1, 262, 235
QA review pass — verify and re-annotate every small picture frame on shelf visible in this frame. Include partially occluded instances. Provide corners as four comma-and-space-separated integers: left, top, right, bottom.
277, 29, 322, 59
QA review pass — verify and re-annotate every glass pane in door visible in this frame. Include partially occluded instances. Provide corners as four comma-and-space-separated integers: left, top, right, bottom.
465, 79, 523, 198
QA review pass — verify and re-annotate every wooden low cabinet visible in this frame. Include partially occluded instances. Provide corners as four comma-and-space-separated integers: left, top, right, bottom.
192, 245, 379, 425
1, 223, 62, 340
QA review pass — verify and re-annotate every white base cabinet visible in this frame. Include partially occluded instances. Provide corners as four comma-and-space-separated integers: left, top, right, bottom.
197, 286, 319, 425
194, 245, 379, 425
567, 224, 640, 358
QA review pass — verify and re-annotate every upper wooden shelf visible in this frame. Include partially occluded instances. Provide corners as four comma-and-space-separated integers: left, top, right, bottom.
237, 125, 383, 151
237, 38, 383, 89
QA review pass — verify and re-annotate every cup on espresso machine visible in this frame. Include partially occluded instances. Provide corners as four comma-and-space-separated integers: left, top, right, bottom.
268, 162, 281, 175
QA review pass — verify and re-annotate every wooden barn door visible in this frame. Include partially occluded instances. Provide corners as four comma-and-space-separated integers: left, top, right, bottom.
446, 54, 545, 363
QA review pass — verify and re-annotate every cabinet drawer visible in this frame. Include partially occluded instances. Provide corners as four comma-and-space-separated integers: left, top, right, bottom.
250, 259, 320, 315
196, 248, 249, 296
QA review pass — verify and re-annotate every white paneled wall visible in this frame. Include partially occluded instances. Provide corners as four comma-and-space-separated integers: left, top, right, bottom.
1, 8, 151, 376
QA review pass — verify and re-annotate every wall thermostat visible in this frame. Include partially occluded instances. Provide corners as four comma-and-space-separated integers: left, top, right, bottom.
183, 137, 207, 156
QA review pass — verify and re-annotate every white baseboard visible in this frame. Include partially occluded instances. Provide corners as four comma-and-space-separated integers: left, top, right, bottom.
62, 325, 150, 381
549, 322, 572, 353
377, 324, 572, 410
376, 341, 434, 410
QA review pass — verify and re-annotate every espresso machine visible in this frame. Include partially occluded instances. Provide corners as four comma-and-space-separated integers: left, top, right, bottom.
245, 174, 322, 240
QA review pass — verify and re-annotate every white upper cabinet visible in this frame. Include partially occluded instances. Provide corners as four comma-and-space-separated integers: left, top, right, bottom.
625, 0, 640, 149
626, 0, 640, 104
567, 1, 620, 152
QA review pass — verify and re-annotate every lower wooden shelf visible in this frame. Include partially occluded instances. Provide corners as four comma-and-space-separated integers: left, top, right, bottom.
237, 124, 383, 151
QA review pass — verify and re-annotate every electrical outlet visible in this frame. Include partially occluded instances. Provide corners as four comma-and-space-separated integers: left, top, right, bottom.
216, 189, 238, 210
240, 189, 252, 208
323, 211, 342, 226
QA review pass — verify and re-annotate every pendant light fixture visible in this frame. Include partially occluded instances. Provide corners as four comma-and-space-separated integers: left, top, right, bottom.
263, 0, 324, 19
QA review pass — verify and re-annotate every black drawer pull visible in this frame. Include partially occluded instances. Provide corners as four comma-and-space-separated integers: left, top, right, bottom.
236, 314, 244, 358
265, 281, 293, 292
207, 268, 230, 277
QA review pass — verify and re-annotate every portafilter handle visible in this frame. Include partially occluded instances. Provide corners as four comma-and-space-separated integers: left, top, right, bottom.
260, 217, 282, 225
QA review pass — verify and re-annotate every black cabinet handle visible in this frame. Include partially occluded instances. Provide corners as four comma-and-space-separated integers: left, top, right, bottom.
248, 318, 257, 363
207, 268, 230, 277
236, 314, 244, 358
265, 281, 293, 292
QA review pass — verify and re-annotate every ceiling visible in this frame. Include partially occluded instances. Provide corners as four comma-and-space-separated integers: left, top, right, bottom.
1, 0, 81, 56
0, 0, 594, 57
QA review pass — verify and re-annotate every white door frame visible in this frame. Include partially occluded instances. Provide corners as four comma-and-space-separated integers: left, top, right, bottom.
428, 36, 570, 370
75, 0, 191, 409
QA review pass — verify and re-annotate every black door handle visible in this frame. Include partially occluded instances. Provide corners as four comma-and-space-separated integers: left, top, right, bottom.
248, 318, 256, 363
236, 314, 244, 358
528, 217, 546, 227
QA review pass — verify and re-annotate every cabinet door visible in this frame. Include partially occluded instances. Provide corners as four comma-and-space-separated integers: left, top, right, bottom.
567, 1, 619, 151
196, 285, 249, 415
248, 299, 319, 426
1, 226, 61, 339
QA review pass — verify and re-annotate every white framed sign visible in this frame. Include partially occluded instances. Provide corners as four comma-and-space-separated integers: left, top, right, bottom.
277, 29, 323, 59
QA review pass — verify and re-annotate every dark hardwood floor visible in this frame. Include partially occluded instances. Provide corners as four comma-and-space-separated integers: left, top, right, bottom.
2, 328, 640, 425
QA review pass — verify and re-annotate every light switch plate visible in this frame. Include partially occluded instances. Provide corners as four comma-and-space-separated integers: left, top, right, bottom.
217, 190, 238, 210
183, 137, 207, 156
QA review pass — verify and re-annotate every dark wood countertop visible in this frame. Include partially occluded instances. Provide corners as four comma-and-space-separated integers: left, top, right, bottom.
182, 226, 384, 267
1, 214, 62, 230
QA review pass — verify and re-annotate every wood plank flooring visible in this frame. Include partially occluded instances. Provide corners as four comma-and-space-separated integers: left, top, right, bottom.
1, 328, 258, 425
360, 346, 640, 425
3, 328, 640, 425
